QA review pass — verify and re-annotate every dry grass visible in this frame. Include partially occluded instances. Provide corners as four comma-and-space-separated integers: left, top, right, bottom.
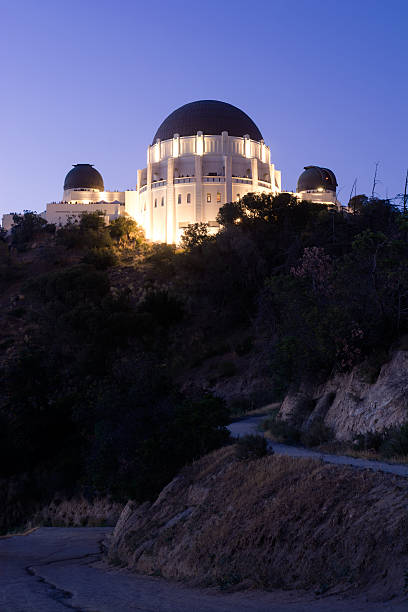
30, 496, 124, 528
110, 447, 408, 601
317, 442, 408, 465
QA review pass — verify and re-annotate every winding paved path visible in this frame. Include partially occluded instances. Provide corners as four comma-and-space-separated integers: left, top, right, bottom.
228, 414, 408, 477
0, 527, 406, 612
1, 416, 408, 611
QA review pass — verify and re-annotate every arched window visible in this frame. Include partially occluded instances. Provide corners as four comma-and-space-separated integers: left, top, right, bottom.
178, 194, 182, 204
154, 198, 157, 208
161, 197, 164, 206
187, 193, 191, 203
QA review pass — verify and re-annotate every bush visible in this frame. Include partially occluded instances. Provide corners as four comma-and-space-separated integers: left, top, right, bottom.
138, 288, 184, 327
353, 430, 385, 452
380, 423, 408, 457
300, 420, 334, 448
261, 410, 301, 444
82, 247, 119, 270
11, 211, 48, 248
235, 434, 269, 460
57, 212, 113, 250
108, 216, 145, 245
180, 222, 212, 251
229, 397, 252, 416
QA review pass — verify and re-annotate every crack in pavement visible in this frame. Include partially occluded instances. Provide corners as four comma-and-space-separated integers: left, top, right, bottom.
23, 539, 107, 612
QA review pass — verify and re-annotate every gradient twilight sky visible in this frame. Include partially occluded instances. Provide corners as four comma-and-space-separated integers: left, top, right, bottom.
1, 0, 408, 217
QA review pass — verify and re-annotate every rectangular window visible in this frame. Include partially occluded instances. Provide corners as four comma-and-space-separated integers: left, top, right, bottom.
236, 193, 240, 201
154, 199, 157, 208
178, 194, 182, 204
207, 193, 211, 203
217, 192, 221, 203
161, 197, 164, 206
187, 193, 191, 203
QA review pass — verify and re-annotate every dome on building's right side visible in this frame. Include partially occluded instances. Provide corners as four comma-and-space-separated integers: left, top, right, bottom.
297, 166, 337, 192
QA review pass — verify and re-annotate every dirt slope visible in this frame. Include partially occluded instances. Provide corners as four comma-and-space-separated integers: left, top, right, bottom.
110, 446, 408, 603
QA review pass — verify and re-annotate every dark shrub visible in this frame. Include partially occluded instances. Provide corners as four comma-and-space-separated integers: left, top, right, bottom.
261, 410, 301, 444
138, 288, 184, 327
235, 434, 269, 460
11, 211, 48, 248
300, 420, 334, 448
82, 247, 119, 270
353, 430, 385, 452
380, 423, 408, 457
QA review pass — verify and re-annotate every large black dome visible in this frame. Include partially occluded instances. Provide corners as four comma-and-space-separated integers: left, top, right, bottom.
152, 100, 263, 144
64, 164, 104, 191
297, 166, 337, 193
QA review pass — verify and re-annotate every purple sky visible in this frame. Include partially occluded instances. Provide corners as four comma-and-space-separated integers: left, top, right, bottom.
2, 0, 407, 217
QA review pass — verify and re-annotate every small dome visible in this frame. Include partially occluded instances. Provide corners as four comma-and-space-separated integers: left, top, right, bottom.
297, 166, 337, 193
152, 100, 263, 144
64, 164, 104, 191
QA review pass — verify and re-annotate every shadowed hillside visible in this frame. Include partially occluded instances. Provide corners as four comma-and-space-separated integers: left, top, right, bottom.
1, 194, 408, 532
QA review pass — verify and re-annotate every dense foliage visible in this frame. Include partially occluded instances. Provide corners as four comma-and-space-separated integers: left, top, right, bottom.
1, 194, 408, 527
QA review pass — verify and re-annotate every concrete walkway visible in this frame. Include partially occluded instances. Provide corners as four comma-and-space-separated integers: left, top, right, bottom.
0, 528, 406, 612
228, 415, 408, 477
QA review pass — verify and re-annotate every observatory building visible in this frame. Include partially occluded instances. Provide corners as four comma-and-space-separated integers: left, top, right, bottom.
2, 100, 341, 240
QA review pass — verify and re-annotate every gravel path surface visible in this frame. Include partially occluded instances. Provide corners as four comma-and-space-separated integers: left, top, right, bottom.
1, 528, 406, 612
228, 415, 408, 477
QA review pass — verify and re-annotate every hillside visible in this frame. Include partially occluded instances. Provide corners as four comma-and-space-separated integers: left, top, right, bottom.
109, 445, 408, 602
1, 194, 408, 533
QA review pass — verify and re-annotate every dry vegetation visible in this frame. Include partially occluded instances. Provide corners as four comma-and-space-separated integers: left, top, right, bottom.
30, 496, 124, 528
110, 446, 408, 602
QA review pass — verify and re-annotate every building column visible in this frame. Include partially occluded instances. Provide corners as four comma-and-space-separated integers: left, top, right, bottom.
251, 157, 258, 191
269, 163, 275, 193
224, 154, 232, 204
166, 157, 175, 243
194, 154, 203, 223
146, 161, 153, 239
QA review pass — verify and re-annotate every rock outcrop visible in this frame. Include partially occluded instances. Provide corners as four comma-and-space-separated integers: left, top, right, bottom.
279, 350, 408, 440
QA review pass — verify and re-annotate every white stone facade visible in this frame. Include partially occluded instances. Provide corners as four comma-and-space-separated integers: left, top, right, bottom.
33, 131, 281, 244
126, 131, 281, 244
1, 104, 343, 239
296, 189, 342, 209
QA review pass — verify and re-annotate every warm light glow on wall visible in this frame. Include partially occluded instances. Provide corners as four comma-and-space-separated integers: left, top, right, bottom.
155, 141, 160, 162
196, 133, 204, 155
245, 136, 251, 158
173, 135, 179, 158
261, 142, 266, 163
